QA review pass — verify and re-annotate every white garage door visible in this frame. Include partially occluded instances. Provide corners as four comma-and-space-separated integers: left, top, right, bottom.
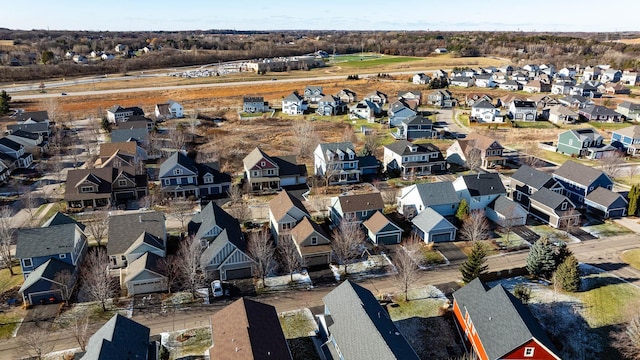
129, 279, 165, 295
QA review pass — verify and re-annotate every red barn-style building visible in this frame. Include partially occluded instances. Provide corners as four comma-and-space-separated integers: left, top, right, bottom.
453, 279, 560, 360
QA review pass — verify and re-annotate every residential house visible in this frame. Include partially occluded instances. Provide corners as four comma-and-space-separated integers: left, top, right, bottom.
243, 147, 307, 193
398, 91, 422, 108
498, 80, 521, 91
499, 64, 514, 75
583, 66, 602, 81
413, 73, 430, 84
453, 173, 507, 211
553, 160, 613, 205
464, 93, 492, 107
616, 101, 640, 120
471, 100, 500, 123
329, 192, 384, 225
427, 89, 456, 108
0, 137, 33, 168
397, 181, 459, 219
556, 128, 616, 159
110, 128, 150, 146
316, 94, 346, 116
496, 94, 525, 108
558, 95, 593, 109
447, 133, 506, 170
584, 187, 628, 219
114, 115, 153, 131
242, 96, 270, 113
411, 208, 457, 243
154, 100, 183, 119
304, 86, 324, 103
65, 167, 148, 210
18, 258, 76, 305
621, 71, 639, 86
14, 111, 49, 125
336, 89, 357, 103
529, 188, 580, 228
123, 252, 167, 296
453, 279, 561, 360
527, 94, 559, 109
612, 125, 640, 155
508, 100, 537, 121
547, 105, 578, 124
95, 141, 147, 170
511, 71, 529, 84
558, 67, 577, 78
6, 122, 50, 139
362, 211, 403, 245
189, 202, 254, 280
81, 314, 158, 360
106, 105, 144, 123
601, 69, 622, 83
474, 74, 495, 88
383, 140, 444, 179
6, 130, 47, 154
450, 76, 475, 88
364, 90, 388, 105
605, 82, 630, 95
392, 115, 434, 140
570, 82, 600, 98
349, 100, 380, 122
578, 105, 623, 122
509, 165, 564, 210
485, 196, 528, 228
209, 298, 293, 360
432, 69, 448, 78
269, 190, 310, 244
282, 92, 308, 115
316, 280, 420, 360
107, 211, 166, 269
551, 81, 573, 95
313, 142, 361, 185
523, 80, 550, 93
388, 104, 417, 127
290, 217, 332, 267
159, 151, 231, 199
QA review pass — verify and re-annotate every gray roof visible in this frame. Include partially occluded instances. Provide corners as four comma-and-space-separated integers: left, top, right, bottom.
81, 314, 151, 360
189, 201, 244, 250
510, 165, 555, 190
318, 142, 356, 161
159, 151, 198, 178
530, 187, 569, 209
284, 92, 304, 102
323, 281, 419, 360
411, 181, 459, 207
384, 140, 440, 156
41, 212, 85, 231
14, 111, 49, 123
7, 122, 50, 134
613, 125, 640, 138
488, 195, 526, 215
618, 101, 640, 111
580, 105, 621, 117
19, 258, 75, 294
124, 252, 165, 284
453, 279, 559, 360
459, 173, 506, 197
107, 211, 165, 256
402, 115, 432, 126
472, 99, 495, 109
0, 137, 23, 151
553, 160, 610, 187
199, 228, 250, 269
110, 128, 148, 144
411, 207, 455, 233
567, 128, 603, 142
585, 187, 627, 208
15, 223, 81, 259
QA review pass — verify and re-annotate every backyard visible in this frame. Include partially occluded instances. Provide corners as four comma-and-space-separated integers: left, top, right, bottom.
279, 309, 320, 360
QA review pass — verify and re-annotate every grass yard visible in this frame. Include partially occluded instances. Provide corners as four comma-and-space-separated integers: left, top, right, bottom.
417, 245, 447, 267
0, 266, 23, 294
537, 149, 593, 166
578, 272, 640, 328
337, 56, 423, 69
162, 327, 212, 360
458, 240, 501, 257
621, 248, 640, 270
0, 311, 25, 339
589, 121, 633, 131
583, 221, 632, 238
514, 120, 557, 129
279, 309, 320, 360
38, 202, 64, 226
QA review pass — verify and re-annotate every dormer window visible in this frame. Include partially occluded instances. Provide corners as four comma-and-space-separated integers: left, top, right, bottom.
174, 168, 182, 175
261, 161, 266, 167
80, 186, 94, 193
118, 179, 127, 187
311, 237, 318, 245
203, 175, 213, 184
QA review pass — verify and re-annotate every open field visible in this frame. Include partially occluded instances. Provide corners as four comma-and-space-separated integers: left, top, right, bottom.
615, 38, 640, 44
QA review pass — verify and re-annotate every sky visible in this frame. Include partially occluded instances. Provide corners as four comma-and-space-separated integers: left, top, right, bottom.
2, 0, 640, 32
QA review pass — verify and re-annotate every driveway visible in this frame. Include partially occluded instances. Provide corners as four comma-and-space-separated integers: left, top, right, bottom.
435, 242, 467, 264
512, 226, 540, 243
16, 303, 59, 335
569, 228, 598, 241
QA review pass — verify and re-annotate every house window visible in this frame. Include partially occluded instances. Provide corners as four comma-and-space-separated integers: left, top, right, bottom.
524, 347, 535, 357
118, 179, 127, 187
361, 211, 368, 217
253, 171, 259, 177
568, 139, 573, 146
311, 237, 318, 245
517, 192, 522, 201
59, 254, 66, 259
261, 161, 266, 167
203, 176, 213, 184
561, 202, 568, 210
173, 168, 182, 175
80, 186, 93, 193
163, 179, 170, 186
23, 258, 32, 267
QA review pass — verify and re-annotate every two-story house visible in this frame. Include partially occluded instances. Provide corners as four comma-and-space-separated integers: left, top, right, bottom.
383, 140, 445, 179
474, 74, 495, 88
269, 190, 310, 244
570, 83, 600, 98
453, 173, 507, 211
107, 105, 144, 123
413, 73, 430, 84
447, 133, 506, 170
508, 100, 537, 121
7, 122, 50, 139
397, 181, 460, 219
556, 128, 616, 159
290, 217, 332, 267
14, 111, 49, 126
314, 142, 361, 185
450, 76, 475, 88
398, 91, 422, 108
329, 192, 384, 226
427, 89, 455, 108
6, 130, 48, 154
243, 147, 307, 193
336, 89, 357, 103
558, 95, 594, 109
553, 160, 613, 206
282, 92, 308, 115
349, 100, 381, 122
551, 81, 574, 95
154, 100, 183, 119
303, 86, 324, 104
498, 80, 521, 91
529, 188, 580, 228
509, 165, 564, 211
0, 137, 33, 168
471, 100, 500, 123
612, 125, 640, 155
159, 151, 231, 199
616, 101, 640, 121
242, 96, 270, 113
316, 94, 346, 116
107, 211, 166, 270
364, 90, 388, 105
547, 105, 578, 125
95, 141, 148, 171
65, 167, 148, 211
388, 104, 417, 128
578, 104, 623, 122
601, 69, 622, 83
393, 115, 434, 140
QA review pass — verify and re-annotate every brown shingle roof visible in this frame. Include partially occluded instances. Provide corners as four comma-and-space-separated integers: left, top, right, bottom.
362, 211, 394, 234
268, 191, 309, 222
99, 142, 138, 159
209, 298, 292, 360
465, 133, 503, 151
337, 192, 384, 213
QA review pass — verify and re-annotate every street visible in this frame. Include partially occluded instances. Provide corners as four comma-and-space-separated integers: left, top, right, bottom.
0, 233, 638, 358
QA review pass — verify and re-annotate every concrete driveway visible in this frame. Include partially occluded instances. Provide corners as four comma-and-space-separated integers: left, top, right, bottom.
435, 242, 468, 264
16, 303, 60, 335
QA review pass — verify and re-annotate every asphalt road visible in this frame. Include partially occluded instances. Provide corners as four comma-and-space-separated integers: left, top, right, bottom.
0, 233, 638, 358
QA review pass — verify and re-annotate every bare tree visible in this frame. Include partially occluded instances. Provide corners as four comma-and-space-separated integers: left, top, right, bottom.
248, 228, 275, 285
169, 124, 187, 151
292, 121, 317, 159
500, 206, 524, 248
176, 235, 203, 295
278, 237, 302, 283
395, 242, 419, 301
84, 211, 108, 246
70, 315, 90, 352
157, 254, 179, 294
599, 150, 626, 179
560, 208, 580, 235
0, 206, 17, 276
628, 164, 639, 183
342, 125, 356, 143
613, 313, 640, 359
363, 129, 380, 156
331, 218, 366, 275
42, 98, 59, 124
170, 199, 195, 232
227, 203, 252, 225
380, 189, 398, 207
80, 249, 117, 312
16, 327, 53, 360
20, 185, 38, 226
466, 148, 483, 171
521, 142, 541, 168
52, 269, 73, 303
226, 184, 244, 204
322, 156, 341, 191
460, 210, 490, 243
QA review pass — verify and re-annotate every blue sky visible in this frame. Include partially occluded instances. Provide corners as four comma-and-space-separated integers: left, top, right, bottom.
2, 0, 639, 32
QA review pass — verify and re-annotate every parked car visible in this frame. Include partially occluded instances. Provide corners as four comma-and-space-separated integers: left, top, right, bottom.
211, 280, 223, 298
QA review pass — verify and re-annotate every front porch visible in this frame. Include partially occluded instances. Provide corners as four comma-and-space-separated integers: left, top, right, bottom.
330, 169, 360, 185
67, 197, 111, 211
483, 156, 506, 169
161, 184, 199, 199
249, 177, 281, 193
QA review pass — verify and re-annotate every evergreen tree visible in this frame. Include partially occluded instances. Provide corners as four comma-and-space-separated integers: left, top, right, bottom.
555, 255, 581, 292
629, 184, 639, 216
553, 241, 572, 268
456, 199, 470, 224
514, 283, 532, 305
526, 236, 556, 279
0, 90, 10, 115
459, 242, 488, 283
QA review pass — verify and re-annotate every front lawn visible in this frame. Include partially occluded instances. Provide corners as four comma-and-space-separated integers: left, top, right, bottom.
417, 244, 447, 267
162, 327, 212, 360
621, 248, 640, 271
458, 240, 500, 257
0, 310, 25, 339
578, 271, 640, 328
0, 266, 23, 294
583, 222, 632, 238
514, 120, 557, 129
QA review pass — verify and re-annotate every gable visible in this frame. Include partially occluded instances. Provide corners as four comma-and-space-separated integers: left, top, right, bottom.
163, 163, 197, 177
124, 242, 163, 256
126, 269, 165, 283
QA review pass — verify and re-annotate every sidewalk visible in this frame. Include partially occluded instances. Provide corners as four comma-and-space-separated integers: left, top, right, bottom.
614, 217, 640, 233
